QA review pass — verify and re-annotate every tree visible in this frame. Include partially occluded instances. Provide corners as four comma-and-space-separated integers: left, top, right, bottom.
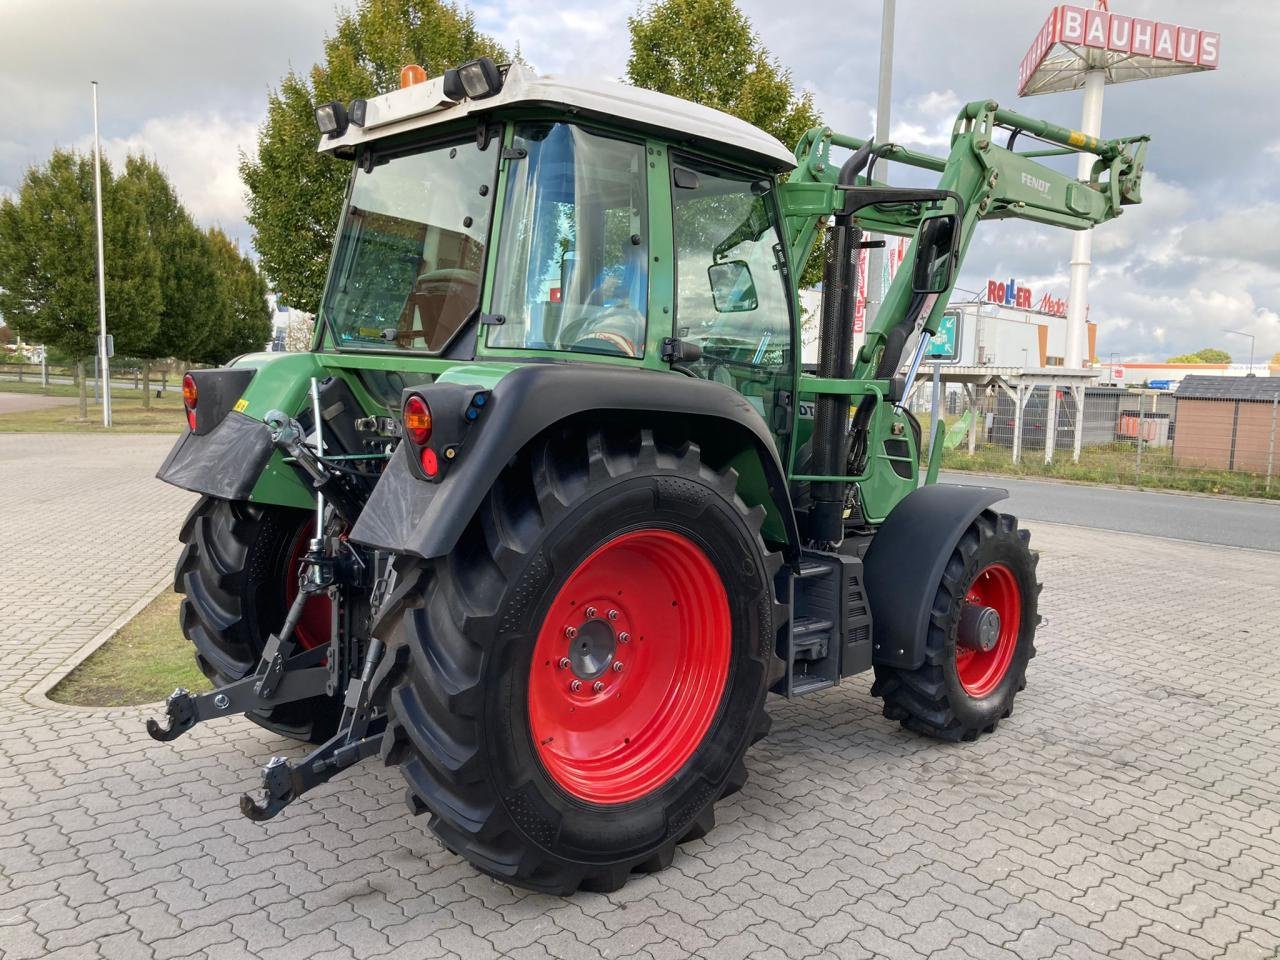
1167, 347, 1232, 364
241, 0, 508, 315
627, 0, 820, 151
0, 149, 161, 418
120, 155, 218, 406
201, 229, 272, 364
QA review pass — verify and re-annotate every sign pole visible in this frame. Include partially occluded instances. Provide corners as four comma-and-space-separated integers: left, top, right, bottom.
1064, 67, 1104, 370
92, 81, 112, 427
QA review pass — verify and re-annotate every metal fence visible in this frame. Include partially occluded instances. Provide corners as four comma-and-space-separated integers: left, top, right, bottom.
0, 362, 182, 393
917, 384, 1280, 499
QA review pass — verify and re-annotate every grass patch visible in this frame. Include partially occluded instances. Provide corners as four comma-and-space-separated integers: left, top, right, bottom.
940, 442, 1280, 500
0, 395, 185, 433
48, 590, 210, 707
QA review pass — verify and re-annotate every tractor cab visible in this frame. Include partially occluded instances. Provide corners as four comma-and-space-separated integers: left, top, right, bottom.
315, 60, 798, 435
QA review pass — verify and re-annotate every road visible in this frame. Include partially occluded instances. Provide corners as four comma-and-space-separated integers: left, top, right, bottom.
0, 392, 77, 415
943, 470, 1280, 552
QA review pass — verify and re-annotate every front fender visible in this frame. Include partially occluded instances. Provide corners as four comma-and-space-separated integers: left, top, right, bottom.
864, 483, 1008, 671
349, 362, 801, 562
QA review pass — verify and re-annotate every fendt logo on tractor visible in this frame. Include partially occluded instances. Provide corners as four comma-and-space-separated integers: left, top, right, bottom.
148, 58, 1148, 894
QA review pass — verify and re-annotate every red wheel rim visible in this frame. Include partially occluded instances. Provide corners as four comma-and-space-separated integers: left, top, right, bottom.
283, 521, 331, 651
956, 562, 1022, 698
528, 529, 731, 805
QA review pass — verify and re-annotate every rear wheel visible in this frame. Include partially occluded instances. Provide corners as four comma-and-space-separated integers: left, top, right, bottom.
175, 497, 341, 743
871, 510, 1039, 741
379, 427, 783, 894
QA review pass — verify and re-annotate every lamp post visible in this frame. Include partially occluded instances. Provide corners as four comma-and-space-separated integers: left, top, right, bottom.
1224, 329, 1255, 375
91, 81, 112, 426
865, 0, 896, 330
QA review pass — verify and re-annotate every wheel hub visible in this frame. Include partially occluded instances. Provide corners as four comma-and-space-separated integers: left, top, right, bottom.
567, 614, 617, 680
957, 603, 1001, 652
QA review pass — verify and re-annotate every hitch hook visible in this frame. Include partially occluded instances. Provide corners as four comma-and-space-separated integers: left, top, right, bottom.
145, 687, 197, 742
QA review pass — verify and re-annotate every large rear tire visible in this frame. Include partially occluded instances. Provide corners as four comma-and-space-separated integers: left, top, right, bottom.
379, 427, 783, 894
175, 496, 341, 744
871, 510, 1039, 742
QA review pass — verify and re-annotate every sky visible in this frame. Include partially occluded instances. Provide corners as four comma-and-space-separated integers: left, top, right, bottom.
2, 0, 1277, 364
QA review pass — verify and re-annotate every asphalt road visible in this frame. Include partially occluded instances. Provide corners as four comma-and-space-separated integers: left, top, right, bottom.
943, 470, 1280, 553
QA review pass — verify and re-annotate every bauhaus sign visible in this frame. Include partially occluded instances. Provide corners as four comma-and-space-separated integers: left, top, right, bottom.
1019, 5, 1220, 97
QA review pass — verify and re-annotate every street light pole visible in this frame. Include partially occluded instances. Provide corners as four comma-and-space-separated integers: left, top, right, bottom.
91, 81, 112, 426
865, 0, 895, 330
1224, 329, 1255, 375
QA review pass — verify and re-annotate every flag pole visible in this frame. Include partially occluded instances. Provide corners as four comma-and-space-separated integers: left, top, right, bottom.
92, 80, 112, 427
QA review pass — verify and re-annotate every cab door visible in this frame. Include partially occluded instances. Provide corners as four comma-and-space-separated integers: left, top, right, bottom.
668, 155, 796, 462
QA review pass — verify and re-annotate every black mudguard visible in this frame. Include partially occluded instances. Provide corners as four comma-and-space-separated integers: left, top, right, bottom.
349, 362, 801, 562
863, 483, 1008, 671
156, 412, 275, 501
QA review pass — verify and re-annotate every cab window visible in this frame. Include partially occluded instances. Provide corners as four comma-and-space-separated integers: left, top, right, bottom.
490, 123, 649, 358
670, 156, 793, 424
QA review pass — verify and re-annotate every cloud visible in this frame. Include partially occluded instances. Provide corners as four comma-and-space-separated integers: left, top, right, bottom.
85, 113, 261, 230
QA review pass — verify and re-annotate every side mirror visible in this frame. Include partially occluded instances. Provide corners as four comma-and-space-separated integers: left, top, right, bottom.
912, 213, 959, 295
708, 260, 758, 313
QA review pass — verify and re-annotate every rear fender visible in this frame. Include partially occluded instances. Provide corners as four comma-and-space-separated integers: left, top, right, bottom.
349, 363, 801, 562
863, 483, 1008, 671
157, 352, 329, 509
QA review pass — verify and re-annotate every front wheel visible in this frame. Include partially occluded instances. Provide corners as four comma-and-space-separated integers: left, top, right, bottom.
871, 510, 1039, 741
379, 427, 783, 894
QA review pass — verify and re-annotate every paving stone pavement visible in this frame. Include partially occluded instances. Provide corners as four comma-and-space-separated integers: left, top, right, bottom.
2, 431, 1279, 960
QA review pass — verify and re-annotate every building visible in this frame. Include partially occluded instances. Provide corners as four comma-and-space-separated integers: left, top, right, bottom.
1172, 375, 1280, 473
799, 275, 1085, 370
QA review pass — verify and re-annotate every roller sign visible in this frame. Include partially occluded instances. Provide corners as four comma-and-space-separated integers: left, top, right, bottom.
1019, 4, 1220, 97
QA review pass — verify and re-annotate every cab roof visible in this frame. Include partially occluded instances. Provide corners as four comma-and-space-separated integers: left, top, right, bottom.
318, 63, 797, 172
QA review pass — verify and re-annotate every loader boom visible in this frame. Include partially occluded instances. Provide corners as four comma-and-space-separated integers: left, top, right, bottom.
780, 99, 1148, 382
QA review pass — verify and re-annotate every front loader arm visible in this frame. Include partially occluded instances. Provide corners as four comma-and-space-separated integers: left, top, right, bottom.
780, 99, 1148, 380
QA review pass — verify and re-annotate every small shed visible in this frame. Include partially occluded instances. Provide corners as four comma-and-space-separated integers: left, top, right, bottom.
1173, 376, 1280, 472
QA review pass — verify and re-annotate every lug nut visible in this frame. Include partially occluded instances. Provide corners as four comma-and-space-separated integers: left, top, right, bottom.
618, 632, 631, 643
570, 680, 583, 692
612, 662, 624, 673
592, 681, 606, 693
564, 625, 578, 640
558, 657, 571, 669
607, 609, 619, 621
585, 606, 597, 619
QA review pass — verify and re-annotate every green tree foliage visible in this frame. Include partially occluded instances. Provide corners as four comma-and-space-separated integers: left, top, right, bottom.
203, 228, 272, 363
627, 0, 820, 151
241, 0, 507, 314
120, 155, 218, 405
1167, 347, 1232, 364
0, 149, 161, 417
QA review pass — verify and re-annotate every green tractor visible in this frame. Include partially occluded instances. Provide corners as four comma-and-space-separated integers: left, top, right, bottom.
150, 58, 1148, 894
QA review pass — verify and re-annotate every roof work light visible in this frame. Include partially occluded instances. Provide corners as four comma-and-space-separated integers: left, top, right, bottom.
314, 101, 349, 138
442, 58, 503, 101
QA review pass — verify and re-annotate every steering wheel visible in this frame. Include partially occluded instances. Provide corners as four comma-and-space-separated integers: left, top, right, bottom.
569, 306, 645, 357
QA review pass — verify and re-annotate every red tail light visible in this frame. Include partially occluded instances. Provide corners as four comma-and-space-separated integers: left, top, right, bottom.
403, 395, 432, 445
182, 374, 198, 430
420, 446, 439, 477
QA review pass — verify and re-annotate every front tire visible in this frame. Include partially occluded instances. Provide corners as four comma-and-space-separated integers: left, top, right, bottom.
871, 510, 1039, 741
175, 497, 341, 743
379, 427, 783, 894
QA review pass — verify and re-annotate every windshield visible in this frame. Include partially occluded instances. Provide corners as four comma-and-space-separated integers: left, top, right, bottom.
320, 137, 498, 353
